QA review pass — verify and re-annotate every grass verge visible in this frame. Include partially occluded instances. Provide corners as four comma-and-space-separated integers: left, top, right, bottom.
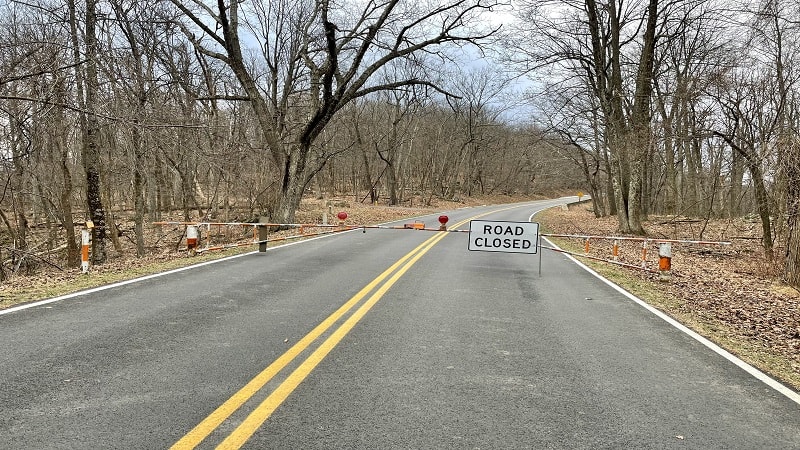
0, 245, 254, 310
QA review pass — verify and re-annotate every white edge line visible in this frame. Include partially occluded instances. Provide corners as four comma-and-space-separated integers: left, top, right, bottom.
0, 231, 338, 317
532, 208, 800, 406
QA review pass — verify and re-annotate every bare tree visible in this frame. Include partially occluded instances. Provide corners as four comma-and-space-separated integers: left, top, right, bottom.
510, 0, 665, 234
68, 0, 108, 263
165, 0, 498, 223
445, 67, 513, 197
748, 0, 800, 274
108, 0, 162, 256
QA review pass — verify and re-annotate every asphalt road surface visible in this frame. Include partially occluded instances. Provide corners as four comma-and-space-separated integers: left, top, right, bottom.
1, 198, 799, 449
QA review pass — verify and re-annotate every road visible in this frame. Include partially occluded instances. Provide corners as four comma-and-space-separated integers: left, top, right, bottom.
1, 197, 798, 449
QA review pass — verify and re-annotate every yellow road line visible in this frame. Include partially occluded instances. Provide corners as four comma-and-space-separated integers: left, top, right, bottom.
216, 231, 451, 449
170, 232, 447, 450
172, 206, 519, 449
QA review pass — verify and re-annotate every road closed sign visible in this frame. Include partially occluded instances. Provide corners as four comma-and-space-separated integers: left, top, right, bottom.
468, 220, 539, 254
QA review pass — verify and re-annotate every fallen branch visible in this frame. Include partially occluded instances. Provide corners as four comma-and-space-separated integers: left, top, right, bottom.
2, 246, 64, 271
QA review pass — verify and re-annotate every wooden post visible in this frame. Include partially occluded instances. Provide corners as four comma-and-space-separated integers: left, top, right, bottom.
641, 240, 649, 269
258, 217, 269, 252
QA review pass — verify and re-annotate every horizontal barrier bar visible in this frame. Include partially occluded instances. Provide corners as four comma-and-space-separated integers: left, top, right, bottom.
194, 228, 348, 254
540, 244, 659, 273
153, 221, 471, 233
359, 225, 469, 233
542, 233, 731, 246
153, 221, 342, 229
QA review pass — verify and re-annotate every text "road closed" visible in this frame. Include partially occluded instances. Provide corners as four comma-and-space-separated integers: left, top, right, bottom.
468, 220, 539, 254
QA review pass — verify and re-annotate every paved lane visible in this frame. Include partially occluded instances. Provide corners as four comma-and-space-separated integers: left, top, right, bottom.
1, 198, 798, 449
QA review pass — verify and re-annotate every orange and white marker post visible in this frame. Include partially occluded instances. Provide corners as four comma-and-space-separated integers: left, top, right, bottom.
186, 225, 199, 256
81, 229, 91, 274
659, 243, 672, 281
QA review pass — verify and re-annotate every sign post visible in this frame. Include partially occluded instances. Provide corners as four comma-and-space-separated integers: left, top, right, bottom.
538, 233, 543, 277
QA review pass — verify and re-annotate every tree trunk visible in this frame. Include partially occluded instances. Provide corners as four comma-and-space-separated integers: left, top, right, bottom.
275, 144, 311, 224
81, 0, 108, 264
729, 147, 745, 218
749, 160, 774, 259
716, 133, 774, 259
11, 124, 31, 273
353, 120, 378, 204
133, 141, 146, 256
603, 144, 617, 217
577, 146, 603, 218
386, 161, 398, 205
610, 152, 631, 233
627, 146, 646, 234
659, 100, 677, 215
361, 149, 377, 204
784, 139, 800, 287
585, 0, 655, 235
112, 0, 150, 257
55, 81, 80, 267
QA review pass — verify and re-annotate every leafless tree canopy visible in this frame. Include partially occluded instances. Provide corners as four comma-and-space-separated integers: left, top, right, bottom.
4, 0, 799, 287
0, 0, 585, 278
506, 0, 800, 286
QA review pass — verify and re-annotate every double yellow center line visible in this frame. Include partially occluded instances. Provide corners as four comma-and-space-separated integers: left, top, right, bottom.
172, 210, 512, 449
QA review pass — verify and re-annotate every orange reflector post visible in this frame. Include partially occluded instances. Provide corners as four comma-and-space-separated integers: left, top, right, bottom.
81, 229, 90, 274
186, 225, 199, 256
658, 243, 672, 281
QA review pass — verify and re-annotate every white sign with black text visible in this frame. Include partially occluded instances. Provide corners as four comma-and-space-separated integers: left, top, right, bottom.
468, 220, 539, 254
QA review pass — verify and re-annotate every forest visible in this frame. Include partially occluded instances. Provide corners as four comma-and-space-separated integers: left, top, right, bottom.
0, 0, 799, 289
